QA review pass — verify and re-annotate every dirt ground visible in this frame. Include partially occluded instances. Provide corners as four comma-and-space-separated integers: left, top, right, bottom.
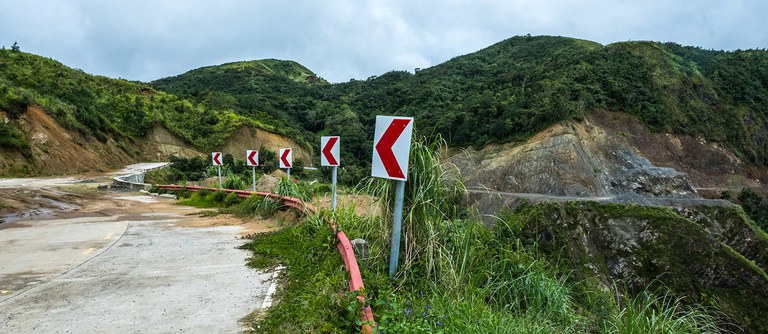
0, 182, 276, 236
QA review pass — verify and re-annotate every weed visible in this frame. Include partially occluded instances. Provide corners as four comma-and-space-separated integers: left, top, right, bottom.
224, 171, 247, 190
604, 289, 722, 334
241, 215, 348, 333
223, 192, 243, 206
229, 194, 283, 219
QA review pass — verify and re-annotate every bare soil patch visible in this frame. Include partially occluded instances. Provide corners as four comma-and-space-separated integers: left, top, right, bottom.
0, 184, 276, 237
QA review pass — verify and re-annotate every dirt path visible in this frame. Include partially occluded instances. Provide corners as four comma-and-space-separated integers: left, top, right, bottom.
0, 175, 277, 333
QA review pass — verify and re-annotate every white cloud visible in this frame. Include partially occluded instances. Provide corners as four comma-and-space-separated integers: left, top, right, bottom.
1, 0, 765, 82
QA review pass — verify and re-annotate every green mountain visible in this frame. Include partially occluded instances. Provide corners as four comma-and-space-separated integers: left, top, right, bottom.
0, 51, 317, 168
2, 35, 767, 175
153, 36, 768, 173
2, 36, 768, 332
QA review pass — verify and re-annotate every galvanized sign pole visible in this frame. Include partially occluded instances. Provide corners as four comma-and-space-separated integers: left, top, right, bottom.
212, 152, 223, 188
217, 165, 222, 188
331, 166, 338, 211
370, 116, 414, 277
247, 150, 259, 191
252, 166, 256, 191
388, 180, 406, 276
321, 136, 341, 212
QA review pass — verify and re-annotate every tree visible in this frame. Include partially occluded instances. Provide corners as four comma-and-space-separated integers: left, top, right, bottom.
11, 42, 19, 52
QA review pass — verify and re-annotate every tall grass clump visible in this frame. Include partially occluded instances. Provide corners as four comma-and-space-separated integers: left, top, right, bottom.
223, 171, 247, 190
603, 290, 723, 334
358, 134, 469, 287
229, 194, 283, 219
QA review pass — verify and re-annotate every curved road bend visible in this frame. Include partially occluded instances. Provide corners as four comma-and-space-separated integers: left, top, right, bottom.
0, 166, 274, 333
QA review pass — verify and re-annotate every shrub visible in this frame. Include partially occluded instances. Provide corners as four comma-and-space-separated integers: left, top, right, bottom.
224, 192, 242, 206
211, 190, 228, 202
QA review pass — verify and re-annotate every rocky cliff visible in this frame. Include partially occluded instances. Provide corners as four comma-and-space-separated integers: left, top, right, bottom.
450, 111, 766, 198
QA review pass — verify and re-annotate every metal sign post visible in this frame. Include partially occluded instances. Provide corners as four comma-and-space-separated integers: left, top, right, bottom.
332, 166, 338, 211
247, 150, 259, 191
279, 148, 292, 181
212, 152, 223, 188
321, 136, 341, 212
389, 179, 406, 276
370, 116, 414, 277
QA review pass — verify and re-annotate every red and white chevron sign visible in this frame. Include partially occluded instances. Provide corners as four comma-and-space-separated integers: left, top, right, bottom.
279, 148, 292, 169
371, 116, 414, 181
246, 150, 259, 166
321, 136, 340, 167
211, 152, 222, 166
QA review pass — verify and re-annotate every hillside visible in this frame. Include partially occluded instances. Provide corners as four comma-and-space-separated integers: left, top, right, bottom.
149, 36, 767, 184
1, 36, 768, 332
0, 51, 311, 175
152, 59, 326, 151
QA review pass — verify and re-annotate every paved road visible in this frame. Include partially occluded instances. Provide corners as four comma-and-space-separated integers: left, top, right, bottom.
466, 187, 733, 207
0, 167, 274, 333
466, 188, 615, 202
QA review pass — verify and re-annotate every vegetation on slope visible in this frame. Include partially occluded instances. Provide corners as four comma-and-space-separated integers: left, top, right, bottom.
152, 36, 768, 183
237, 137, 725, 333
0, 50, 312, 162
2, 36, 767, 182
151, 59, 326, 150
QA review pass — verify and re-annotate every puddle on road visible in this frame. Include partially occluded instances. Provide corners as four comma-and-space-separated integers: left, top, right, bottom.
1, 207, 57, 224
0, 195, 80, 225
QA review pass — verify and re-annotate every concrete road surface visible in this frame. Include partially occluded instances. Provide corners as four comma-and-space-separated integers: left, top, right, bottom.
0, 176, 275, 333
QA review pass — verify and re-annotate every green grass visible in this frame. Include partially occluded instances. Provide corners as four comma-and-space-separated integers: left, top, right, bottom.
176, 190, 230, 208
228, 194, 284, 219
236, 135, 724, 333
604, 290, 721, 334
240, 215, 351, 333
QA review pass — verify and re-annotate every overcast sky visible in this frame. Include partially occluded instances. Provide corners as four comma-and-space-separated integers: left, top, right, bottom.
1, 0, 766, 83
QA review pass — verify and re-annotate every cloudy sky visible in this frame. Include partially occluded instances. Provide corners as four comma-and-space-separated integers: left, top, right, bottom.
1, 0, 766, 83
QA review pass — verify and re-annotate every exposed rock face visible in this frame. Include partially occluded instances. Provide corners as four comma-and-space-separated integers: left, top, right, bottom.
516, 202, 768, 333
609, 150, 696, 196
592, 110, 767, 194
0, 106, 136, 176
222, 126, 311, 164
450, 119, 699, 198
146, 124, 200, 158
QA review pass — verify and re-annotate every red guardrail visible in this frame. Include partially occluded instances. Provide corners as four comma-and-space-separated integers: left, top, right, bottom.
156, 184, 374, 333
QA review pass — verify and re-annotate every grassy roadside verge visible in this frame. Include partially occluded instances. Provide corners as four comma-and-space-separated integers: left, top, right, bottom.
162, 137, 727, 333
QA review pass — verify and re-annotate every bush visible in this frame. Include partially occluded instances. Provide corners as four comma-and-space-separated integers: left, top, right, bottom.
224, 192, 242, 206
175, 188, 192, 199
211, 190, 228, 202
